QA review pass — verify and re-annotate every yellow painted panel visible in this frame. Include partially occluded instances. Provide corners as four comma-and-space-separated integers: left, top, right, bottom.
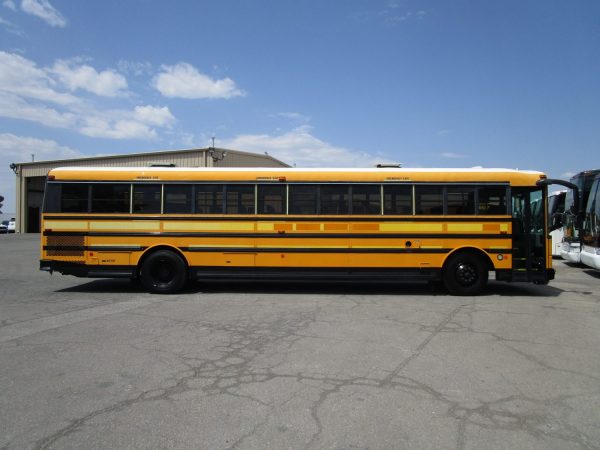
44, 220, 88, 230
447, 223, 484, 232
257, 223, 275, 231
380, 223, 443, 232
163, 222, 255, 231
90, 221, 160, 230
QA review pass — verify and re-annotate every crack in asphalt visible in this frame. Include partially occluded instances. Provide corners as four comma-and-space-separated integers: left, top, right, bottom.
13, 297, 599, 450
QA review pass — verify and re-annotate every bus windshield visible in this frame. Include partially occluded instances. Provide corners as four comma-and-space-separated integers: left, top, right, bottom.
583, 177, 600, 246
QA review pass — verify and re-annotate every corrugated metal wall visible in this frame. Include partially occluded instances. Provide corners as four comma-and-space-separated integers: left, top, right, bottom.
14, 148, 289, 232
19, 148, 287, 177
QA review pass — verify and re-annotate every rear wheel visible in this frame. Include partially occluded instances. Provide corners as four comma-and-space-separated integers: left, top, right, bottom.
140, 250, 187, 294
442, 251, 488, 296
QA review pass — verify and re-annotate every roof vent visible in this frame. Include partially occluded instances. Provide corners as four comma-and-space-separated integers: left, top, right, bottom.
149, 162, 176, 167
376, 163, 402, 168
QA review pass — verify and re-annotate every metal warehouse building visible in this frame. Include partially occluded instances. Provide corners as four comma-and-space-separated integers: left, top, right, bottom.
10, 147, 288, 234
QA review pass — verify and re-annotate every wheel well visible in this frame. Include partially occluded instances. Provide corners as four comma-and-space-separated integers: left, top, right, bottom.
443, 247, 494, 271
136, 245, 189, 277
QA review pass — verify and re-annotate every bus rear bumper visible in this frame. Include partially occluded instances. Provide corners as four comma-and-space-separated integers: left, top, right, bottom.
40, 260, 135, 278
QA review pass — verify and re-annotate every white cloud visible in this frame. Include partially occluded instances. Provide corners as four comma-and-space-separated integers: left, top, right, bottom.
0, 133, 83, 213
0, 51, 79, 106
0, 132, 81, 160
561, 171, 575, 179
3, 0, 16, 11
79, 116, 156, 140
49, 60, 128, 97
117, 59, 152, 77
439, 152, 467, 159
223, 126, 388, 167
0, 52, 175, 141
0, 92, 76, 128
133, 105, 175, 127
20, 0, 66, 27
153, 62, 244, 99
0, 15, 25, 36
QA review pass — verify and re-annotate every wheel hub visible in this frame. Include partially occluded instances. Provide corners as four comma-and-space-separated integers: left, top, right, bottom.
154, 260, 174, 283
455, 263, 477, 286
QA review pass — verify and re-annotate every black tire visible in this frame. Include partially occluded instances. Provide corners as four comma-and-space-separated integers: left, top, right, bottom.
139, 250, 187, 294
442, 252, 488, 296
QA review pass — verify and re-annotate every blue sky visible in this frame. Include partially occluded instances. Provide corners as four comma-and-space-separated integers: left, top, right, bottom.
1, 0, 599, 212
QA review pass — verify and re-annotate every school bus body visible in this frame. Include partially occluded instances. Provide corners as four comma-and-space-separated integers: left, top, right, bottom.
40, 167, 554, 294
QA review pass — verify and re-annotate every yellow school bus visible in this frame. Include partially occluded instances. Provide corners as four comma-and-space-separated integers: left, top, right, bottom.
40, 166, 555, 295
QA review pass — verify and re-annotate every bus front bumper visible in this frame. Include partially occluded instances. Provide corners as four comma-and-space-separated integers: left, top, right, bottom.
495, 269, 555, 284
560, 242, 581, 264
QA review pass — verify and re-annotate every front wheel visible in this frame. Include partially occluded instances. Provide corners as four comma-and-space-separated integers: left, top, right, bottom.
140, 250, 187, 294
442, 252, 488, 296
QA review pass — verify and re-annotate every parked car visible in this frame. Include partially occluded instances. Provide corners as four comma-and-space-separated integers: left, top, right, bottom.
0, 219, 15, 234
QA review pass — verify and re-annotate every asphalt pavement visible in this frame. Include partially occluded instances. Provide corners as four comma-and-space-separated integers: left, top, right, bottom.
1, 233, 599, 449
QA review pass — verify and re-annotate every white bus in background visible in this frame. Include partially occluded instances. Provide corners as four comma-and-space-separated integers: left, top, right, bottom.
560, 169, 600, 264
581, 173, 600, 270
548, 190, 566, 257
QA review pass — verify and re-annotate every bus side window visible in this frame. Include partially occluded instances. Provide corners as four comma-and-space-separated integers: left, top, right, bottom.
226, 185, 255, 214
289, 185, 318, 215
321, 185, 350, 214
133, 184, 161, 214
164, 185, 192, 214
258, 185, 286, 214
196, 185, 224, 214
351, 185, 380, 215
43, 183, 62, 213
92, 184, 130, 213
446, 186, 476, 215
383, 185, 412, 215
61, 183, 89, 213
478, 186, 508, 215
415, 186, 443, 215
